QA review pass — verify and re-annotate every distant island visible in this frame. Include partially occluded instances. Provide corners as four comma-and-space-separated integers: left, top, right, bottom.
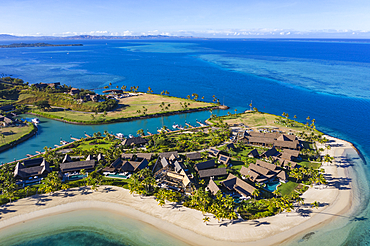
0, 34, 199, 41
0, 43, 83, 48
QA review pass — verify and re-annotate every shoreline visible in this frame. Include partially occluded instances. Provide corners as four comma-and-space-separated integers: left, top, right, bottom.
0, 135, 358, 245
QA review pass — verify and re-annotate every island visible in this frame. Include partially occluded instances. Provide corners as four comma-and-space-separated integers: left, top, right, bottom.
0, 107, 356, 245
0, 43, 83, 48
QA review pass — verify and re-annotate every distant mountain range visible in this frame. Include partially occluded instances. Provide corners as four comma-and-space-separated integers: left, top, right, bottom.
0, 34, 198, 40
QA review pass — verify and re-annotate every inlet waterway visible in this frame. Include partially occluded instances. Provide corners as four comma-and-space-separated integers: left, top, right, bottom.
0, 109, 225, 164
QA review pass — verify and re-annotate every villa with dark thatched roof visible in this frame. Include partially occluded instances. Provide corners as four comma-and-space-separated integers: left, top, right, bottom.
60, 160, 96, 173
194, 159, 216, 171
14, 159, 51, 181
121, 137, 148, 146
198, 167, 227, 179
186, 152, 202, 161
221, 173, 256, 197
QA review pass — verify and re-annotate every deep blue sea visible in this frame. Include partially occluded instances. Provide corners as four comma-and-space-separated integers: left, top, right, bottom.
0, 39, 370, 245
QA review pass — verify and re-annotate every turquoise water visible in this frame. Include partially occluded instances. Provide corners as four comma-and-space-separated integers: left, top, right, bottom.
265, 182, 280, 192
0, 209, 189, 246
0, 39, 370, 244
106, 174, 128, 179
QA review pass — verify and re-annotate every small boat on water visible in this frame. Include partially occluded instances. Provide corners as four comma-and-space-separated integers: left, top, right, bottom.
172, 124, 179, 129
116, 133, 124, 138
128, 134, 134, 138
60, 140, 69, 145
31, 118, 40, 124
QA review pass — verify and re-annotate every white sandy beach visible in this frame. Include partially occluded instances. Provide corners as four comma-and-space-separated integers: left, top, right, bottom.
0, 135, 358, 245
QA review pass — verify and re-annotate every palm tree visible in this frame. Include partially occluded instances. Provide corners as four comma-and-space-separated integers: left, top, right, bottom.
272, 189, 281, 198
323, 154, 334, 164
202, 216, 210, 225
311, 201, 319, 209
252, 189, 260, 199
24, 186, 31, 197
137, 129, 144, 136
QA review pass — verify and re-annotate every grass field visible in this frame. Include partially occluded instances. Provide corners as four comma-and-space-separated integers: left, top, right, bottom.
75, 139, 116, 151
31, 93, 215, 123
220, 111, 314, 133
278, 181, 299, 196
0, 125, 35, 147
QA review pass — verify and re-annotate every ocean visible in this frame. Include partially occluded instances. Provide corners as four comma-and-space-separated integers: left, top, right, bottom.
0, 38, 369, 245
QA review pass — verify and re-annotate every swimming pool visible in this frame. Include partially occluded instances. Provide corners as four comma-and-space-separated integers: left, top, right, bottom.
265, 182, 280, 192
106, 174, 128, 179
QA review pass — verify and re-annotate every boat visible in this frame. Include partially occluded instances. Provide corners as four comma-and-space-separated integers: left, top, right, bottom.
60, 140, 69, 145
116, 133, 124, 138
172, 124, 179, 129
128, 134, 134, 138
31, 118, 40, 124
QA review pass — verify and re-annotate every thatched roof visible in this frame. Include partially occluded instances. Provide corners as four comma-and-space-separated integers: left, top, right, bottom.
121, 137, 148, 146
62, 154, 72, 163
121, 153, 134, 160
256, 160, 278, 171
240, 166, 260, 182
23, 157, 44, 167
262, 147, 280, 158
198, 168, 227, 179
159, 151, 179, 159
226, 143, 235, 149
274, 140, 300, 150
277, 170, 288, 181
207, 179, 220, 196
174, 161, 185, 173
120, 159, 149, 172
248, 163, 276, 178
14, 160, 50, 180
186, 152, 202, 160
136, 153, 153, 160
111, 158, 123, 169
221, 173, 256, 197
247, 149, 260, 158
194, 160, 216, 171
60, 160, 96, 173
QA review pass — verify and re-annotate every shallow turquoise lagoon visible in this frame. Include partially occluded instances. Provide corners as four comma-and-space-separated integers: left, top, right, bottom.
0, 209, 189, 246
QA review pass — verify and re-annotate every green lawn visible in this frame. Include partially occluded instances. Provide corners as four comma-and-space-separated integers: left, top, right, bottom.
298, 160, 322, 169
0, 124, 35, 148
30, 93, 215, 123
220, 111, 322, 134
278, 181, 299, 196
75, 139, 117, 151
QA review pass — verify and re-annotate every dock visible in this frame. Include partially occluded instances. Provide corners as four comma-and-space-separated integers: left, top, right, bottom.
71, 137, 80, 141
185, 123, 194, 128
85, 134, 91, 138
